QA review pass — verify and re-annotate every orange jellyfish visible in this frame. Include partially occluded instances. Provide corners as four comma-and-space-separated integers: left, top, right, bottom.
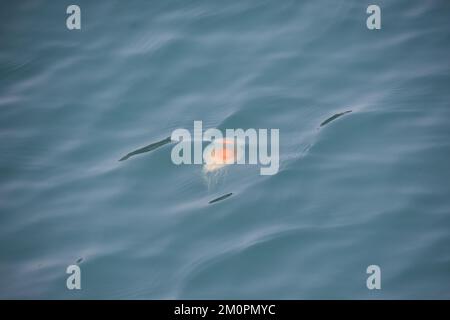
203, 138, 243, 173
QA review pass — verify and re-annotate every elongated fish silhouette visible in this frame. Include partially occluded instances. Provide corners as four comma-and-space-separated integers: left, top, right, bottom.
119, 136, 172, 161
320, 110, 352, 127
209, 192, 233, 204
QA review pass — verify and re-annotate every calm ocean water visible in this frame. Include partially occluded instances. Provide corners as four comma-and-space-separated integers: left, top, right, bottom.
1, 0, 450, 299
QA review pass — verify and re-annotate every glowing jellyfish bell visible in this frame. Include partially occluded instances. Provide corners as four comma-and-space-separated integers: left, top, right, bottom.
203, 138, 243, 173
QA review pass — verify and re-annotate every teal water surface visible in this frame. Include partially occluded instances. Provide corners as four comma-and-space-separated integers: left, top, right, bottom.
1, 0, 450, 299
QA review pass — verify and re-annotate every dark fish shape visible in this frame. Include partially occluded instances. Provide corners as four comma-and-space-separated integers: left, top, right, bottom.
119, 136, 172, 161
76, 258, 83, 264
208, 192, 233, 204
320, 110, 352, 127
